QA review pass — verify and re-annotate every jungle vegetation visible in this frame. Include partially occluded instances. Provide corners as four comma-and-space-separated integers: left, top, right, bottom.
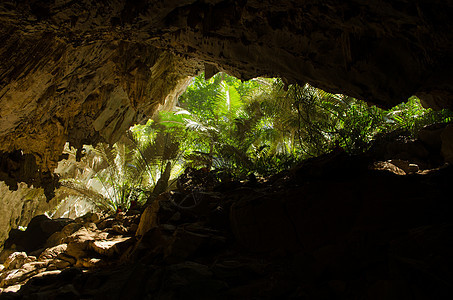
57, 73, 453, 213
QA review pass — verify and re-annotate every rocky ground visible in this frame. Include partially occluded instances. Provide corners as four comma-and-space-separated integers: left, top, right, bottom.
0, 126, 453, 299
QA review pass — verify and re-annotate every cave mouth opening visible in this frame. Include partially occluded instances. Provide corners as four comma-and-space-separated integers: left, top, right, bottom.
1, 71, 453, 298
2, 0, 453, 296
48, 71, 453, 220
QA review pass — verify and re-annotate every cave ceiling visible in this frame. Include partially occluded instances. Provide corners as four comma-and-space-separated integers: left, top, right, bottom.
1, 0, 453, 195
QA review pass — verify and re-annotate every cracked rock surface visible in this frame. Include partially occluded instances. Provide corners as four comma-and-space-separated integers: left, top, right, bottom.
2, 1, 453, 192
0, 132, 452, 298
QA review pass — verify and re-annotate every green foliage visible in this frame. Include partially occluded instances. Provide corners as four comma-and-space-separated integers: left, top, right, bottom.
384, 96, 453, 134
61, 142, 149, 213
179, 73, 260, 124
282, 85, 386, 155
61, 115, 187, 213
174, 73, 453, 179
178, 73, 278, 178
61, 72, 453, 214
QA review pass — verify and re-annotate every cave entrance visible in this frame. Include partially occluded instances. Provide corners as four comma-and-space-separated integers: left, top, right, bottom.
49, 72, 453, 219
2, 72, 453, 298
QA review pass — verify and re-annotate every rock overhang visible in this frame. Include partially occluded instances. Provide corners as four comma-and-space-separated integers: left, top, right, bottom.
1, 0, 453, 193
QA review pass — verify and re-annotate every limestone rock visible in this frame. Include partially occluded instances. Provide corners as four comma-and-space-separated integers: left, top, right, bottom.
0, 210, 141, 291
388, 159, 419, 174
1, 284, 21, 293
64, 226, 108, 245
0, 259, 48, 288
39, 244, 68, 261
78, 258, 103, 269
441, 124, 453, 163
0, 269, 27, 289
45, 223, 82, 248
408, 163, 420, 173
0, 182, 59, 249
47, 257, 74, 270
0, 249, 15, 266
74, 212, 103, 224
372, 161, 406, 175
63, 227, 107, 261
129, 223, 139, 234
418, 124, 445, 150
136, 199, 160, 237
112, 224, 128, 235
0, 151, 452, 298
2, 215, 71, 254
1, 1, 453, 198
89, 237, 134, 258
3, 252, 29, 271
96, 217, 115, 230
0, 31, 198, 193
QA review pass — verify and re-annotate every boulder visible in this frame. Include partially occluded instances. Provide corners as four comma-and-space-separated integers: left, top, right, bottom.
0, 249, 16, 265
74, 212, 103, 225
63, 227, 107, 261
112, 224, 128, 235
1, 284, 21, 293
388, 159, 419, 174
3, 252, 30, 271
89, 237, 134, 258
3, 215, 72, 254
0, 260, 48, 288
78, 258, 103, 269
372, 161, 406, 175
39, 244, 68, 260
96, 217, 115, 230
45, 223, 82, 248
47, 256, 75, 270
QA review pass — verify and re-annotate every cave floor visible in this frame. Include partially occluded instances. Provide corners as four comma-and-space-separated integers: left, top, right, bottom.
1, 139, 453, 299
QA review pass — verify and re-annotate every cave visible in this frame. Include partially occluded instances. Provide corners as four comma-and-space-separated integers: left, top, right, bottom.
1, 1, 453, 298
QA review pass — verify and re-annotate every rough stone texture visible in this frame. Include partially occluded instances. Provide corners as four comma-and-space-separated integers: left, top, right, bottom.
136, 198, 160, 237
0, 1, 199, 192
156, 0, 453, 108
2, 252, 29, 271
38, 244, 67, 261
1, 4, 453, 293
0, 211, 141, 293
1, 1, 453, 194
0, 36, 196, 190
2, 0, 451, 109
0, 143, 452, 298
44, 223, 82, 249
89, 237, 134, 258
0, 182, 61, 250
1, 215, 71, 254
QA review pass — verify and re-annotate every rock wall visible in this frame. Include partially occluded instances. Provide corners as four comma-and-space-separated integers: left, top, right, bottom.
0, 182, 59, 249
1, 1, 453, 203
156, 0, 453, 110
0, 28, 199, 191
1, 145, 452, 298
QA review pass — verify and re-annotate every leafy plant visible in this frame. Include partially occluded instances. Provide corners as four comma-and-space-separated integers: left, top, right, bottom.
59, 72, 453, 214
60, 114, 187, 213
176, 73, 453, 180
384, 96, 453, 135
